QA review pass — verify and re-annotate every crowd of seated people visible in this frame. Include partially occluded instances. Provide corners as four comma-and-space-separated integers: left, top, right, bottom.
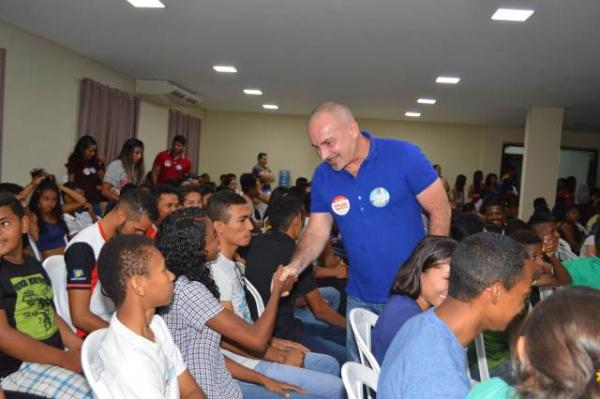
0, 139, 599, 399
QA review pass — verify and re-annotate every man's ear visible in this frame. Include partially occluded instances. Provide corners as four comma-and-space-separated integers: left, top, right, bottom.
130, 275, 147, 297
213, 220, 225, 235
489, 282, 503, 305
21, 215, 30, 234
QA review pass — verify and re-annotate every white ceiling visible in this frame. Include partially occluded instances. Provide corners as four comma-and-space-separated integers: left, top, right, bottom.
1, 0, 599, 130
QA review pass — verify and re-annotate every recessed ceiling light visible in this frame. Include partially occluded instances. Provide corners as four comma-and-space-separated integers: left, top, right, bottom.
491, 8, 534, 22
263, 104, 279, 110
417, 98, 437, 105
405, 112, 421, 118
243, 89, 263, 96
213, 65, 238, 73
436, 76, 460, 84
126, 0, 165, 8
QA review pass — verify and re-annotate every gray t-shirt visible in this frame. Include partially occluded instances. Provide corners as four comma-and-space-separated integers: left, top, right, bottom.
159, 276, 242, 399
103, 160, 129, 195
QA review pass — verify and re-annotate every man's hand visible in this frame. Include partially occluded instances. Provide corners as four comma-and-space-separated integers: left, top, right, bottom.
271, 266, 296, 297
59, 348, 82, 373
261, 377, 305, 397
542, 234, 558, 257
270, 338, 310, 354
275, 265, 301, 297
332, 261, 348, 279
282, 348, 305, 368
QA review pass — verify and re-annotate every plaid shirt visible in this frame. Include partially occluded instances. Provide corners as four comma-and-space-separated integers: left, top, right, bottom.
159, 276, 242, 399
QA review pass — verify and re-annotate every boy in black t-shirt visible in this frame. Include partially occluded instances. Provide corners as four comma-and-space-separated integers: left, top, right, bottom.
0, 193, 91, 398
244, 196, 347, 365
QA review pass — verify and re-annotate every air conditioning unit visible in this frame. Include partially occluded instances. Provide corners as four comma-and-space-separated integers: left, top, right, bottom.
136, 80, 202, 107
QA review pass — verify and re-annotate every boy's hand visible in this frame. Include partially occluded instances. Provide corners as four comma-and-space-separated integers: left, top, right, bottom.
262, 377, 305, 397
542, 234, 558, 257
271, 266, 296, 296
282, 348, 305, 368
59, 348, 82, 373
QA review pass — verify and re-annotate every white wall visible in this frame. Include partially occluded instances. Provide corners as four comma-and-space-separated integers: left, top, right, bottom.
2, 20, 599, 193
0, 20, 134, 184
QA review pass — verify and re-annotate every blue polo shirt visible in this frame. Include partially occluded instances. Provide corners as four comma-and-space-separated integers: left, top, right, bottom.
311, 132, 437, 303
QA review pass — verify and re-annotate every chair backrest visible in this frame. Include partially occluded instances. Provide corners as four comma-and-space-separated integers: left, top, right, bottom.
349, 308, 380, 373
341, 361, 378, 399
81, 328, 111, 399
474, 333, 490, 381
28, 234, 42, 262
244, 277, 265, 317
42, 255, 76, 332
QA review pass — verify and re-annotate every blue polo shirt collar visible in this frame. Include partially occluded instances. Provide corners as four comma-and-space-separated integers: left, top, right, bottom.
362, 131, 378, 161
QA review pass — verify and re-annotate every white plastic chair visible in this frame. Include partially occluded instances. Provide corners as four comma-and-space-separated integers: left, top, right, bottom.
474, 333, 490, 381
349, 308, 380, 373
28, 234, 42, 262
81, 328, 110, 399
244, 277, 265, 317
42, 255, 76, 332
341, 361, 378, 399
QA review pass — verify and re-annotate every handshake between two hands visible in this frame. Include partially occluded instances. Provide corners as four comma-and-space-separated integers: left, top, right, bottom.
270, 265, 299, 297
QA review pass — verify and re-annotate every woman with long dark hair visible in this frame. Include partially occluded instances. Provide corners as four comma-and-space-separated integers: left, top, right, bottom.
468, 170, 484, 204
450, 174, 467, 210
28, 178, 88, 259
101, 138, 145, 201
156, 208, 343, 399
372, 235, 457, 364
65, 135, 104, 208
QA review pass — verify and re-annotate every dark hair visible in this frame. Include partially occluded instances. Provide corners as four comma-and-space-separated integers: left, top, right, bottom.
453, 174, 467, 193
199, 183, 216, 197
266, 196, 303, 232
515, 286, 600, 399
28, 179, 68, 235
482, 198, 506, 213
448, 232, 527, 301
527, 211, 558, 227
116, 188, 158, 223
533, 197, 549, 213
509, 229, 542, 246
257, 152, 267, 160
240, 173, 258, 194
182, 184, 202, 198
152, 184, 182, 203
98, 235, 155, 307
218, 175, 236, 192
206, 190, 247, 223
472, 170, 484, 195
269, 187, 290, 206
117, 138, 145, 184
155, 207, 220, 299
484, 173, 498, 188
172, 135, 186, 146
462, 202, 476, 213
505, 219, 528, 236
451, 213, 484, 241
0, 192, 25, 218
67, 135, 98, 169
390, 236, 457, 298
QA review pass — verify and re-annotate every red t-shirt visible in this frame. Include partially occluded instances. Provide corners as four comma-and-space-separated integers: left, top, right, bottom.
153, 150, 191, 183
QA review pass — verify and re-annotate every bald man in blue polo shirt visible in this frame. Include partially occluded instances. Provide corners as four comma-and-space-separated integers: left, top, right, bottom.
281, 102, 451, 362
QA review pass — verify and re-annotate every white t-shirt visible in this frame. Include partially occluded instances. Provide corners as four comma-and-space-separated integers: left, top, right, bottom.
93, 313, 187, 399
63, 211, 94, 237
65, 222, 116, 324
209, 253, 259, 369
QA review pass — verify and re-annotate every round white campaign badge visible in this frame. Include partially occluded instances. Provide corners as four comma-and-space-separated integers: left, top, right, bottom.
164, 159, 172, 168
331, 195, 351, 216
82, 168, 91, 176
370, 187, 390, 208
89, 167, 97, 174
175, 164, 182, 171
